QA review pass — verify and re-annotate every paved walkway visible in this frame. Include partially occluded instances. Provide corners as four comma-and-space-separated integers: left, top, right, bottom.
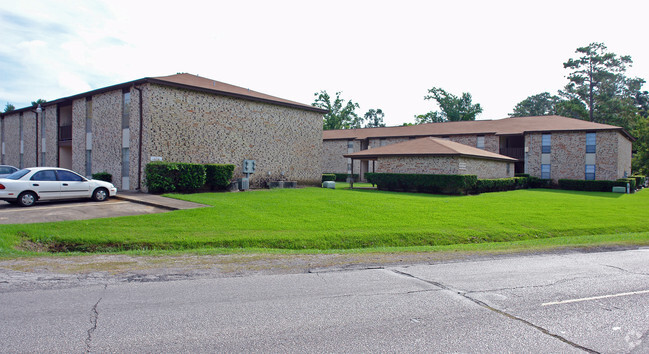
115, 192, 210, 210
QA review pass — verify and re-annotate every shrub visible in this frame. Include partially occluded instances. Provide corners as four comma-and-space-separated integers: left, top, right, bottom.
558, 179, 631, 192
617, 178, 636, 191
91, 172, 112, 183
514, 173, 530, 178
324, 173, 359, 182
474, 177, 528, 193
205, 164, 235, 190
528, 177, 553, 189
145, 162, 206, 194
630, 175, 646, 188
365, 173, 477, 195
322, 174, 336, 182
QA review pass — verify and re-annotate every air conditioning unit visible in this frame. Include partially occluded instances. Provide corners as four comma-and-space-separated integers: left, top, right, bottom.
238, 177, 249, 191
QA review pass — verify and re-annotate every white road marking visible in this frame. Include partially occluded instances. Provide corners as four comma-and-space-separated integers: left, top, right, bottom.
0, 201, 129, 212
542, 289, 649, 306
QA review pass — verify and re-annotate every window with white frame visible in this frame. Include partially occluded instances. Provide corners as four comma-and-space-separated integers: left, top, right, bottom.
585, 164, 595, 180
586, 133, 596, 153
476, 135, 485, 149
541, 164, 551, 179
542, 134, 551, 154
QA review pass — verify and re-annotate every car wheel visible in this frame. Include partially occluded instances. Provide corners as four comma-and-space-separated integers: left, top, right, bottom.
92, 188, 109, 202
17, 192, 37, 207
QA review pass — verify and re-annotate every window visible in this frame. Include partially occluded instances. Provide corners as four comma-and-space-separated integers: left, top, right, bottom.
86, 150, 92, 177
86, 100, 93, 133
122, 91, 130, 129
31, 170, 57, 181
347, 141, 354, 149
57, 170, 84, 181
542, 134, 551, 154
122, 147, 130, 177
541, 164, 551, 179
586, 133, 596, 153
585, 165, 595, 180
476, 136, 485, 149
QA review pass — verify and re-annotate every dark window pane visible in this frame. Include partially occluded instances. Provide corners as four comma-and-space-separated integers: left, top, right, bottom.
57, 170, 84, 181
31, 170, 57, 181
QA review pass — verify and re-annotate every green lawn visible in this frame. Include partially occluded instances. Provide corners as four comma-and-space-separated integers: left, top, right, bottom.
1, 187, 648, 255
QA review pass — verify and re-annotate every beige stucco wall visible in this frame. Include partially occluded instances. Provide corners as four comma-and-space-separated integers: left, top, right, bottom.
142, 84, 323, 188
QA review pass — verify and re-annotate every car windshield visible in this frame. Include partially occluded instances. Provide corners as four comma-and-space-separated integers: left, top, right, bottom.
4, 169, 30, 180
0, 166, 16, 174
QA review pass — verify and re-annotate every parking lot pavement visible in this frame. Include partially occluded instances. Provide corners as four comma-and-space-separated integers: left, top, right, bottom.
0, 199, 169, 224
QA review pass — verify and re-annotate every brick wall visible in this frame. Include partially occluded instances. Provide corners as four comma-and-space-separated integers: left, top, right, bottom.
44, 107, 57, 167
3, 113, 20, 167
617, 132, 632, 177
377, 156, 460, 175
142, 84, 323, 188
322, 140, 348, 174
91, 90, 123, 188
71, 99, 86, 174
460, 157, 513, 179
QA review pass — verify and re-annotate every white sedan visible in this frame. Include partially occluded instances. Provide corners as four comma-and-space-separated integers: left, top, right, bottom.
0, 167, 117, 207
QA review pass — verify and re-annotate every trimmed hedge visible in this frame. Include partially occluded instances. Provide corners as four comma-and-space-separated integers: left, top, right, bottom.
474, 177, 527, 193
528, 176, 553, 189
205, 164, 235, 190
617, 178, 636, 190
558, 179, 631, 192
324, 173, 360, 182
322, 174, 336, 182
365, 173, 477, 195
145, 162, 206, 194
514, 173, 530, 178
630, 175, 646, 188
91, 172, 112, 183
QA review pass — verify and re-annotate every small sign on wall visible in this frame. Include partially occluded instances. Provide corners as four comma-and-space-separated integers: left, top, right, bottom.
459, 162, 467, 170
150, 156, 163, 161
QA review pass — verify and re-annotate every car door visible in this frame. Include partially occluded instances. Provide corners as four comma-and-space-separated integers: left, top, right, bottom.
57, 170, 91, 199
29, 170, 61, 200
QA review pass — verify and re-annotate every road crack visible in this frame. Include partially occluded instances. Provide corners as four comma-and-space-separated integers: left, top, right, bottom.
85, 284, 107, 353
602, 264, 649, 276
390, 269, 599, 353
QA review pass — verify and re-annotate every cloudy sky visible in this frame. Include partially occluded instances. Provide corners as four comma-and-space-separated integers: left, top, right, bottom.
1, 0, 648, 126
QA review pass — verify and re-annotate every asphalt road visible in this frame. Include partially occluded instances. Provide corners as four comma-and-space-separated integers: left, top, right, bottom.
1, 248, 648, 353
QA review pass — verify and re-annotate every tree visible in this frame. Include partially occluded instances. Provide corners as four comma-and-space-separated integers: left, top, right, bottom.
561, 42, 635, 123
3, 103, 15, 113
415, 87, 482, 124
509, 92, 562, 117
312, 91, 362, 130
363, 109, 386, 128
632, 116, 649, 175
31, 99, 46, 107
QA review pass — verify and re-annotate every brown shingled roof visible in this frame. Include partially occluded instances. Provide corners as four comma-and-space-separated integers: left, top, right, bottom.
325, 116, 634, 141
148, 73, 327, 113
344, 137, 518, 162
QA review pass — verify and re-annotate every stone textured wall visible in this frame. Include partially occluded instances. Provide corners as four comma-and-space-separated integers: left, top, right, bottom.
143, 84, 323, 188
91, 90, 123, 188
2, 113, 20, 167
322, 140, 348, 174
22, 112, 37, 167
129, 86, 143, 189
377, 156, 460, 175
525, 130, 630, 181
44, 107, 58, 167
460, 157, 513, 179
71, 99, 86, 173
617, 133, 632, 177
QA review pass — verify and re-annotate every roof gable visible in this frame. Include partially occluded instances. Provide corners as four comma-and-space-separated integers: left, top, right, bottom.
344, 137, 517, 162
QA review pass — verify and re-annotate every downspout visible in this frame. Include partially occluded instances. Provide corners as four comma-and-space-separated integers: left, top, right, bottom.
133, 86, 144, 190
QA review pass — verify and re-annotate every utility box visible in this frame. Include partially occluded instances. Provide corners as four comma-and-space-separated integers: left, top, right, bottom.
612, 186, 626, 193
323, 181, 335, 189
243, 160, 256, 174
238, 177, 249, 191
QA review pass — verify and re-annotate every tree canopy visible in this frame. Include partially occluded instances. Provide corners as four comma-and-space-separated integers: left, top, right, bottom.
415, 87, 482, 124
313, 91, 386, 130
363, 109, 386, 128
31, 99, 46, 107
509, 92, 561, 117
3, 103, 15, 113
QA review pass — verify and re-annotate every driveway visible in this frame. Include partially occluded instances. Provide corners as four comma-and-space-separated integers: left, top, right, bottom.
0, 199, 169, 224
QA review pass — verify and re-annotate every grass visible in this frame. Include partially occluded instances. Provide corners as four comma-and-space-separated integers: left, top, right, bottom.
1, 187, 648, 255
